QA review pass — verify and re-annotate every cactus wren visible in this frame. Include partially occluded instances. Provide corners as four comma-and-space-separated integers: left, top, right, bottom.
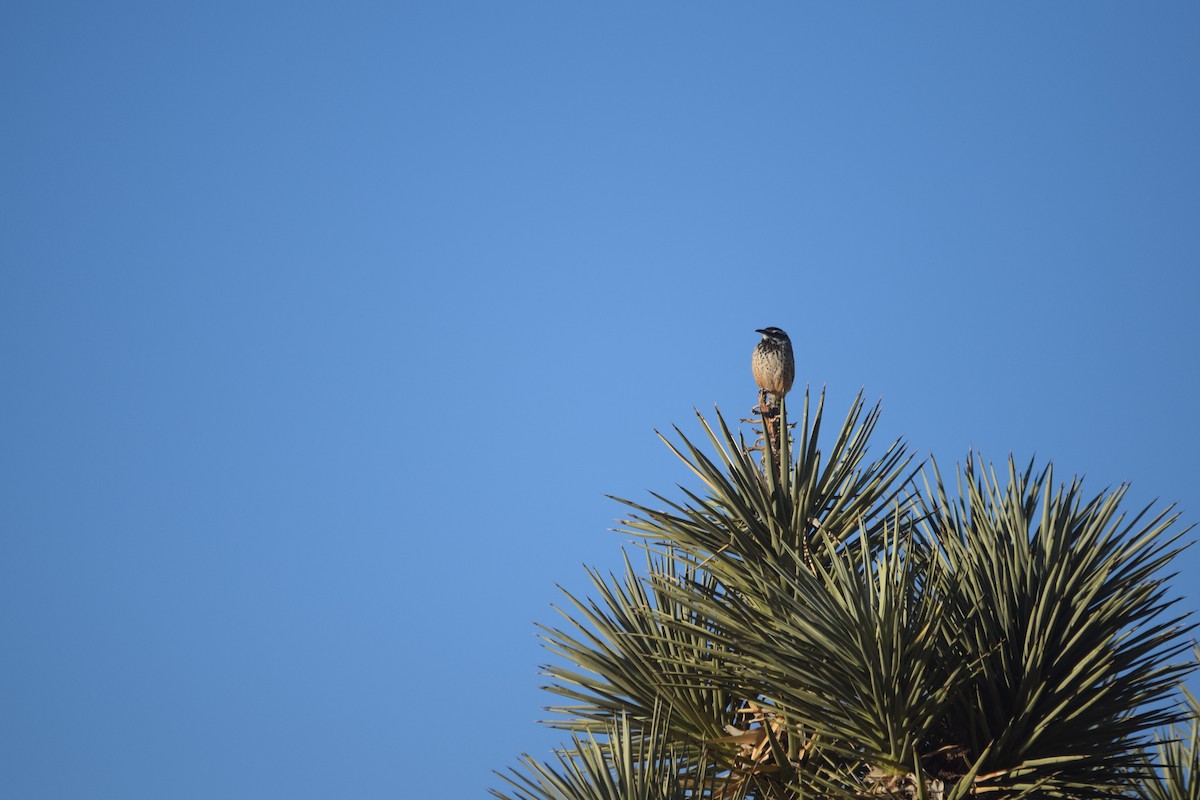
752, 327, 795, 408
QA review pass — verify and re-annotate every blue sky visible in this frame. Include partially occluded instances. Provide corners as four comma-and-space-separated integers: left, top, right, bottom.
3, 3, 1199, 798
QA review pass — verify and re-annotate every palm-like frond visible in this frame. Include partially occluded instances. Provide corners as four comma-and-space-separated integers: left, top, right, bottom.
1136, 677, 1200, 800
539, 549, 741, 751
921, 455, 1195, 797
492, 708, 746, 800
616, 390, 917, 588
644, 511, 968, 795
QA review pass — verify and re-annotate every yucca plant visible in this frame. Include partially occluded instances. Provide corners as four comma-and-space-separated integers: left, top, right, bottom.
493, 391, 1194, 799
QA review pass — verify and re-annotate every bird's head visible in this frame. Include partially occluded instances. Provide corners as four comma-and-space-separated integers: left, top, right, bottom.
756, 326, 790, 343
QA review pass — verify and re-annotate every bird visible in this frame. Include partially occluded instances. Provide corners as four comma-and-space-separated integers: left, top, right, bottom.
752, 327, 795, 409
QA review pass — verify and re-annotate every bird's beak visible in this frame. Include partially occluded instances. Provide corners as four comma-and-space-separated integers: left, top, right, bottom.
755, 328, 767, 335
